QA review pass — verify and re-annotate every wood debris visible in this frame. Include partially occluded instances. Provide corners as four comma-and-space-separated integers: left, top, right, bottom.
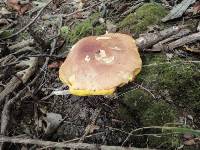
162, 0, 196, 22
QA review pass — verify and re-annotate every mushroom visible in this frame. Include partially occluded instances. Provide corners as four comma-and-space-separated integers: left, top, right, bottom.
59, 33, 142, 96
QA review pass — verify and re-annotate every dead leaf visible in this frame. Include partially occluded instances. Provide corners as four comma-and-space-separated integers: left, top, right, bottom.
48, 61, 63, 69
0, 19, 9, 26
184, 45, 200, 53
184, 139, 196, 146
37, 112, 63, 137
6, 0, 32, 15
53, 0, 63, 8
73, 0, 87, 10
0, 8, 12, 15
85, 124, 100, 134
193, 1, 200, 14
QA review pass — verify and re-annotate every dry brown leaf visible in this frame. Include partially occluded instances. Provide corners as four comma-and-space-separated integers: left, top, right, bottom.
184, 139, 196, 146
184, 45, 200, 53
85, 124, 100, 134
0, 18, 9, 26
193, 1, 200, 14
48, 61, 63, 69
6, 0, 32, 15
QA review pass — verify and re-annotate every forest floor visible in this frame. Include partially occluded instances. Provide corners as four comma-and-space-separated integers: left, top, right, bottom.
0, 0, 200, 149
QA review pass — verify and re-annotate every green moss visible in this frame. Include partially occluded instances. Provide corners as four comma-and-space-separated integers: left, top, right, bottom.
118, 89, 177, 126
147, 134, 181, 149
118, 89, 154, 121
142, 102, 177, 126
60, 26, 69, 39
119, 52, 200, 127
0, 29, 14, 38
118, 3, 167, 36
68, 13, 106, 44
139, 53, 200, 109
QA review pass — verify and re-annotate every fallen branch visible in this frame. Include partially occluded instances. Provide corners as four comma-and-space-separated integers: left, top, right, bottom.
151, 28, 191, 51
8, 39, 34, 51
168, 32, 200, 50
0, 76, 21, 105
136, 26, 184, 50
0, 135, 156, 150
0, 57, 38, 105
0, 88, 28, 149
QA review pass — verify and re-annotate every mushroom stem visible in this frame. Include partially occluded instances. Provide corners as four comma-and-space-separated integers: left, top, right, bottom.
51, 90, 71, 96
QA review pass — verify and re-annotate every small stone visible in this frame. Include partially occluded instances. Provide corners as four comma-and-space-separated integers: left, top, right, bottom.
99, 18, 105, 24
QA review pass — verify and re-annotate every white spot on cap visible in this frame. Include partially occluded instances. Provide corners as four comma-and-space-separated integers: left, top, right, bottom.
110, 46, 121, 51
99, 49, 106, 57
85, 55, 90, 62
95, 49, 115, 64
96, 36, 111, 40
103, 56, 115, 64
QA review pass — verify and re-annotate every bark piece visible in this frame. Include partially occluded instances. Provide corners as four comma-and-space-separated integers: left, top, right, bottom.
136, 26, 183, 49
162, 0, 196, 22
151, 28, 191, 51
168, 32, 200, 50
197, 21, 200, 31
0, 57, 38, 105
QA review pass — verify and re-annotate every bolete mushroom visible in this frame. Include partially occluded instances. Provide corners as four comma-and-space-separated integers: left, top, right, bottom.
59, 33, 142, 96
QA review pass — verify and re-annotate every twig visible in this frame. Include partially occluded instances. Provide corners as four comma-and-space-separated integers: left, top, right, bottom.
34, 15, 63, 94
168, 32, 200, 50
0, 57, 38, 105
0, 76, 21, 105
79, 107, 102, 142
40, 132, 105, 150
62, 2, 101, 18
0, 87, 28, 149
0, 135, 156, 150
121, 1, 144, 16
64, 132, 104, 143
8, 39, 34, 51
42, 2, 101, 19
121, 126, 176, 146
135, 83, 156, 99
151, 28, 191, 52
25, 54, 65, 59
121, 130, 134, 146
0, 0, 53, 40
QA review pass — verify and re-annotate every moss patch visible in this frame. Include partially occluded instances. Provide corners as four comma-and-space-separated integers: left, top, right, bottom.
118, 53, 200, 149
142, 102, 177, 126
68, 13, 106, 44
118, 89, 177, 126
139, 53, 200, 110
118, 89, 154, 121
118, 3, 167, 36
119, 53, 200, 126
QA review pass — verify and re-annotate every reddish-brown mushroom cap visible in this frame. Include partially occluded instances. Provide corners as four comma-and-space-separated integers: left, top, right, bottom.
59, 33, 142, 96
